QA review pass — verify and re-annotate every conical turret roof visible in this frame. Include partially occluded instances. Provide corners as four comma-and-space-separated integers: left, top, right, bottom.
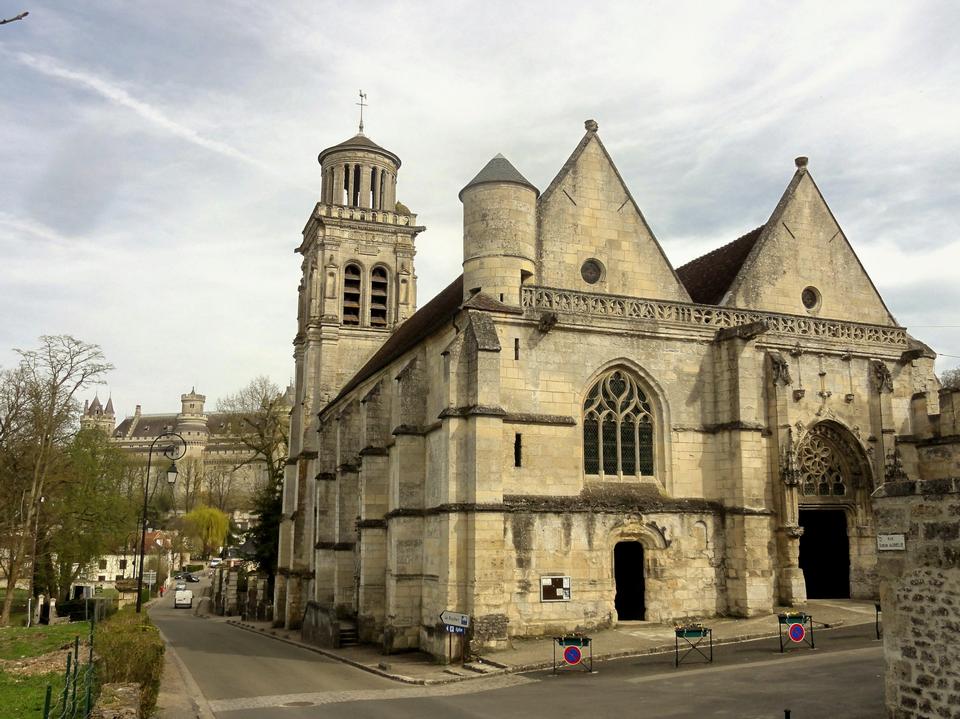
459, 154, 538, 200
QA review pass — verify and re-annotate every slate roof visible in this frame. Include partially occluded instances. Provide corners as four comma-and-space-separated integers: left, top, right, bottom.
326, 274, 465, 410
459, 154, 539, 200
676, 225, 765, 305
113, 412, 247, 439
317, 133, 401, 167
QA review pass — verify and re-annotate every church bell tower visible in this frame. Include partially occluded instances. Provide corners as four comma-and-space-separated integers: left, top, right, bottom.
288, 104, 426, 458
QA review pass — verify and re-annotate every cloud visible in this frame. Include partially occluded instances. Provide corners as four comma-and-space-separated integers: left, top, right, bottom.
7, 49, 273, 174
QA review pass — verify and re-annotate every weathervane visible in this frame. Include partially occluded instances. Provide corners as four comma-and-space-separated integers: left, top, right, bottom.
357, 90, 368, 134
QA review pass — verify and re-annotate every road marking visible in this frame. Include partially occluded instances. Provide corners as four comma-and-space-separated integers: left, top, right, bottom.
208, 674, 536, 713
625, 645, 881, 684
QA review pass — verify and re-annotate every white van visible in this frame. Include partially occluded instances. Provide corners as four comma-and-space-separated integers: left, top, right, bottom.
174, 589, 193, 609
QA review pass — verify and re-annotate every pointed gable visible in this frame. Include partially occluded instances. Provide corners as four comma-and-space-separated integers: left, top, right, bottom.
722, 159, 898, 326
536, 121, 690, 302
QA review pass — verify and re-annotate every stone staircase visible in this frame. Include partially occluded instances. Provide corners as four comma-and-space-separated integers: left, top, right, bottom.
338, 622, 359, 648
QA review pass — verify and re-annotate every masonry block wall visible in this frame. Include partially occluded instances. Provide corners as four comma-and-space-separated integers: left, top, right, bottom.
872, 477, 960, 719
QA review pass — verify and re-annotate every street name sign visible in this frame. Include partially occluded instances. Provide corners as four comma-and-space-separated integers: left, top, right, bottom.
877, 534, 906, 551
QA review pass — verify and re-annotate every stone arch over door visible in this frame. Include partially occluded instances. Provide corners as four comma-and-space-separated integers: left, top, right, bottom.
794, 420, 877, 599
609, 522, 669, 623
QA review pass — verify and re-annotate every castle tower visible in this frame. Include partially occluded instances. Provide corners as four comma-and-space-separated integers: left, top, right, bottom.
80, 394, 116, 434
459, 154, 539, 304
176, 387, 208, 445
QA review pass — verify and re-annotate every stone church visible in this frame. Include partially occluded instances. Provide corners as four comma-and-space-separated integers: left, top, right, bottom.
276, 118, 949, 660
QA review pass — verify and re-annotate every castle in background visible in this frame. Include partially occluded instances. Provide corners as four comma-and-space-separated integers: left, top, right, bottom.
277, 117, 959, 662
82, 387, 292, 528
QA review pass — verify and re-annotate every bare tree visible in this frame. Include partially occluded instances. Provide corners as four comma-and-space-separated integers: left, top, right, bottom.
203, 463, 238, 513
941, 368, 960, 390
0, 336, 112, 624
177, 458, 205, 515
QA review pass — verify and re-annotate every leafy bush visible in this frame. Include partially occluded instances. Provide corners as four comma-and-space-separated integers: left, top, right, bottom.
184, 564, 204, 573
95, 611, 164, 716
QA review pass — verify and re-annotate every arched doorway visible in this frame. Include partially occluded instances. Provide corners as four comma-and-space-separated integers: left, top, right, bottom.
614, 541, 645, 620
795, 422, 870, 599
799, 509, 850, 598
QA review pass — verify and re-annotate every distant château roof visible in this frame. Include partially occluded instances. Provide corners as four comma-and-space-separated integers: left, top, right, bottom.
459, 154, 539, 200
676, 225, 764, 305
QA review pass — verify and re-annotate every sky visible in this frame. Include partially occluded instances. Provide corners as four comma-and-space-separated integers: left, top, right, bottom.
1, 0, 958, 416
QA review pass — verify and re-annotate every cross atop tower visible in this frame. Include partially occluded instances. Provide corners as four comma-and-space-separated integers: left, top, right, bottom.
357, 90, 368, 134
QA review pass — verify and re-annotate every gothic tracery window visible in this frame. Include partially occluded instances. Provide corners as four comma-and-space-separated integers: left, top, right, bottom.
583, 369, 654, 476
798, 425, 851, 497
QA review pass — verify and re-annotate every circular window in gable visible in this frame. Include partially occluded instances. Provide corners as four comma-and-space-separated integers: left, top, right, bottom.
580, 259, 604, 284
801, 286, 821, 312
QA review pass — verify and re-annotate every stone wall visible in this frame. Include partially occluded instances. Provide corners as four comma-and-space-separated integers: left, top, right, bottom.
872, 476, 960, 718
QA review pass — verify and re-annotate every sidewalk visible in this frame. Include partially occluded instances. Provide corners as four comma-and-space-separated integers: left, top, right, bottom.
226, 598, 880, 685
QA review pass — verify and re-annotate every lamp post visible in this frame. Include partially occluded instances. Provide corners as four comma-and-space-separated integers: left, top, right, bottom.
136, 431, 186, 613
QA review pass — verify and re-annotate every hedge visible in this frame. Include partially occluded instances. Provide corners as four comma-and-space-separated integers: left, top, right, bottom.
95, 611, 165, 716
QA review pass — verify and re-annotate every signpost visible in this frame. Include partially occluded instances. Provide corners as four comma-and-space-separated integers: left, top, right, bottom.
777, 612, 815, 652
144, 570, 157, 597
553, 635, 593, 673
440, 610, 470, 664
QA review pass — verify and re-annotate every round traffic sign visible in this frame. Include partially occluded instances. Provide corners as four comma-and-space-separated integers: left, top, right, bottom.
788, 623, 806, 642
563, 645, 583, 665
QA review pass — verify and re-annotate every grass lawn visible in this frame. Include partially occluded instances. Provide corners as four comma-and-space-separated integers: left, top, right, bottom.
0, 670, 64, 719
0, 622, 90, 661
0, 622, 90, 719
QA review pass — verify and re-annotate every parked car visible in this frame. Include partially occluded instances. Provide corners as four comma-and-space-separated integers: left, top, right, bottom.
174, 589, 193, 609
208, 558, 222, 568
185, 574, 200, 583
175, 582, 187, 591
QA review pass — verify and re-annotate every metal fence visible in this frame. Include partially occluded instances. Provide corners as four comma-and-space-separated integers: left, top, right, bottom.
42, 615, 96, 719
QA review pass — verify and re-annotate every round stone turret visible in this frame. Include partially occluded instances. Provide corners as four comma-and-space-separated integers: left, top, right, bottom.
459, 154, 539, 304
318, 133, 401, 211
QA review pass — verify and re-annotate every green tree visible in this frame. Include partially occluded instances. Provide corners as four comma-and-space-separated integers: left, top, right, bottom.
45, 429, 139, 602
216, 377, 289, 589
0, 335, 112, 625
182, 506, 230, 557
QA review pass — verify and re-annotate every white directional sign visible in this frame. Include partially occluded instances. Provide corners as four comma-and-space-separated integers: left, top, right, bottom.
440, 610, 470, 628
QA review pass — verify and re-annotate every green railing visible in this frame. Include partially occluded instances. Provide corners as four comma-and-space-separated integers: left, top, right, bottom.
42, 615, 96, 719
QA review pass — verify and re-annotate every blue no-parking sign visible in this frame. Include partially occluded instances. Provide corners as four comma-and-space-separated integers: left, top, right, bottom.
563, 645, 583, 665
788, 623, 806, 642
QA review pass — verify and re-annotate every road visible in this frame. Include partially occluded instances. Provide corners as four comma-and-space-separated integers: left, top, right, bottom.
151, 584, 884, 719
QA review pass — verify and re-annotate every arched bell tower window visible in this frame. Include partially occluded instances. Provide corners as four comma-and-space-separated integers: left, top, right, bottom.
370, 266, 389, 327
583, 369, 654, 477
342, 263, 361, 326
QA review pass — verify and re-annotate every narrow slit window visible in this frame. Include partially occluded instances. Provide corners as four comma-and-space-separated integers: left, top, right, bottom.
370, 266, 389, 327
514, 433, 522, 467
342, 164, 350, 205
352, 164, 361, 206
342, 263, 361, 326
369, 166, 376, 208
514, 338, 520, 360
380, 169, 386, 210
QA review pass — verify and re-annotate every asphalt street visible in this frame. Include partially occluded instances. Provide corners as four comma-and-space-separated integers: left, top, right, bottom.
150, 583, 885, 719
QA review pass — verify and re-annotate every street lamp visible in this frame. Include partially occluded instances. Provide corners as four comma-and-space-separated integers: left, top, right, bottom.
136, 431, 186, 613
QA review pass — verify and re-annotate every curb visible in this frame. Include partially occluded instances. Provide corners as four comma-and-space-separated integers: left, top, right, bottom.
225, 615, 878, 684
